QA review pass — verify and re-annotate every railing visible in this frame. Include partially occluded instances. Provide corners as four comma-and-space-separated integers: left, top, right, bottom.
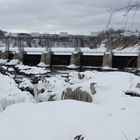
0, 46, 139, 56
114, 51, 139, 56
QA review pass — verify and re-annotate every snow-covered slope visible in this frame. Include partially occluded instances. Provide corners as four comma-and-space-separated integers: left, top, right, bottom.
0, 73, 33, 111
0, 71, 140, 140
0, 98, 140, 140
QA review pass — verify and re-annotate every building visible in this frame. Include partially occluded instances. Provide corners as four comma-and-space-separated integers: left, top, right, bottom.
60, 32, 68, 37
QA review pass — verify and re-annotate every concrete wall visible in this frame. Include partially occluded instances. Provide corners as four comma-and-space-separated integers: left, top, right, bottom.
137, 54, 140, 69
70, 52, 82, 66
13, 52, 23, 62
0, 51, 9, 59
40, 51, 52, 65
102, 51, 113, 67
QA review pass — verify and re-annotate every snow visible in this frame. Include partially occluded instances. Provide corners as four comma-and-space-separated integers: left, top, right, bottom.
8, 67, 15, 72
0, 73, 33, 111
17, 66, 50, 75
15, 64, 31, 70
113, 44, 140, 56
37, 62, 50, 67
19, 78, 33, 89
67, 64, 79, 69
0, 70, 140, 140
0, 59, 8, 64
21, 67, 49, 75
0, 98, 140, 140
38, 75, 69, 101
6, 59, 22, 66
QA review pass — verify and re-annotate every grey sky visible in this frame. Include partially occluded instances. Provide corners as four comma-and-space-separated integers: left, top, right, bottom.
0, 0, 139, 34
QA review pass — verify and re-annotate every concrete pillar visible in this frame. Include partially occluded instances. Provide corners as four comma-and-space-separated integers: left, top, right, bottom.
13, 52, 23, 62
40, 51, 52, 66
102, 51, 113, 67
0, 51, 9, 59
137, 54, 140, 69
70, 52, 82, 66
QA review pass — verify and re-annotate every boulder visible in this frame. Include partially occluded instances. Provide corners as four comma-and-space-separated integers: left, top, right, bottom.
62, 87, 92, 103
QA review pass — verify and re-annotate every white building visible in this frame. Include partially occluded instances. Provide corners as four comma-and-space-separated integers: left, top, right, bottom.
121, 31, 140, 37
31, 32, 40, 37
60, 32, 68, 37
90, 32, 99, 37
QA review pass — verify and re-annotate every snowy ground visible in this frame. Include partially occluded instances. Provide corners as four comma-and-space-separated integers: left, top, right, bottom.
0, 70, 140, 140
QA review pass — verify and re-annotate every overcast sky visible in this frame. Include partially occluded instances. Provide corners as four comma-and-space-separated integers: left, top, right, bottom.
0, 0, 139, 34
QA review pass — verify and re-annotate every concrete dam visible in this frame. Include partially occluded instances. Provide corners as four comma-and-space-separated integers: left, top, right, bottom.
0, 36, 140, 69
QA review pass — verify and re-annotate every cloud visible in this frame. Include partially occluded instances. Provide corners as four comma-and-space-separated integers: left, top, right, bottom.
0, 0, 139, 34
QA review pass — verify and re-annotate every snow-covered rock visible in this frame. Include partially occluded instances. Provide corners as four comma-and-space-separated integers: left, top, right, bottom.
6, 59, 22, 66
37, 62, 49, 67
20, 66, 50, 75
0, 73, 33, 110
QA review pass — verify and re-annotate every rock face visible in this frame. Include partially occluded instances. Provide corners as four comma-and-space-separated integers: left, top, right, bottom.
62, 87, 92, 103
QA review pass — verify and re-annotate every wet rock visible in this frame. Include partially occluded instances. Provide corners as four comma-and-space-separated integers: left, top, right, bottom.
48, 94, 56, 101
31, 76, 40, 84
39, 88, 45, 94
0, 66, 7, 75
78, 73, 85, 79
125, 90, 140, 97
19, 87, 34, 96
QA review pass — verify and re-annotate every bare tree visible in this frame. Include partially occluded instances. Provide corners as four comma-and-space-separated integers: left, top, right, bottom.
107, 1, 140, 28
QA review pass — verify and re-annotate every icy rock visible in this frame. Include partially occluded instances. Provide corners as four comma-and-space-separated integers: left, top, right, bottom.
136, 83, 140, 88
0, 65, 7, 75
48, 94, 56, 101
0, 75, 34, 109
62, 87, 92, 103
90, 83, 96, 95
78, 73, 85, 79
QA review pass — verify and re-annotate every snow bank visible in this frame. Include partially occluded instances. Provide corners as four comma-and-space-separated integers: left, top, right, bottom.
0, 73, 33, 111
0, 98, 140, 140
0, 71, 140, 139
